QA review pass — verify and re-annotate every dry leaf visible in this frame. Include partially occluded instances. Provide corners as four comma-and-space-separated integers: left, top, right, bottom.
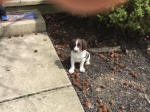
107, 109, 112, 112
109, 100, 115, 105
123, 81, 129, 86
112, 66, 116, 71
95, 88, 101, 92
119, 63, 124, 68
98, 108, 103, 112
85, 99, 92, 108
102, 103, 107, 112
120, 105, 125, 110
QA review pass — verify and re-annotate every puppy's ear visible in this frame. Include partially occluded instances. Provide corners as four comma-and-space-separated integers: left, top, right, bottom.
82, 39, 87, 50
70, 39, 75, 50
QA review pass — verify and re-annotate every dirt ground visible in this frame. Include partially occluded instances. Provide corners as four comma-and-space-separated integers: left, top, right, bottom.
43, 13, 150, 112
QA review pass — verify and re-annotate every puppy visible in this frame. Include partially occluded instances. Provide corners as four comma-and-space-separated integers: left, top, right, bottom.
69, 38, 90, 74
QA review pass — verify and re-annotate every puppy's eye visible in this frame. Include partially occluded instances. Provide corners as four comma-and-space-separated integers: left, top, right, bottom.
78, 44, 80, 46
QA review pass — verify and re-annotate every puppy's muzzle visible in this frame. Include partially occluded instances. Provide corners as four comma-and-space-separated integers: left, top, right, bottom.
73, 49, 78, 53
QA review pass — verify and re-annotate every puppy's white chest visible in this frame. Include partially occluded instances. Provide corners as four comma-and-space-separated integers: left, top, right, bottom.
71, 51, 86, 62
73, 54, 82, 62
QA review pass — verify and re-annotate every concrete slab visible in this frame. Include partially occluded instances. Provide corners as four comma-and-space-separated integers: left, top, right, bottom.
4, 0, 21, 7
5, 0, 45, 7
0, 86, 85, 112
21, 0, 45, 6
0, 32, 71, 102
0, 10, 46, 37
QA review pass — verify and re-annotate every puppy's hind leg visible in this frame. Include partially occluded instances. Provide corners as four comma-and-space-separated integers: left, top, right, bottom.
85, 52, 90, 65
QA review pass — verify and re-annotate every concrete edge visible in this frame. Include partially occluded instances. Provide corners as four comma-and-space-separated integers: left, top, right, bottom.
0, 9, 46, 37
4, 0, 46, 7
6, 4, 62, 14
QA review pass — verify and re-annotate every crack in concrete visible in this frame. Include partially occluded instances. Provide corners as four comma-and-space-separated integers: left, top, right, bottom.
0, 85, 72, 104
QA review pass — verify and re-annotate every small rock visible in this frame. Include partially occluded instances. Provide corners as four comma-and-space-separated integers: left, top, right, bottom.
111, 78, 114, 81
95, 88, 101, 92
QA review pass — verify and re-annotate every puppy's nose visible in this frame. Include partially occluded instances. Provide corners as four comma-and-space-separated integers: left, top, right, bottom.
74, 50, 78, 52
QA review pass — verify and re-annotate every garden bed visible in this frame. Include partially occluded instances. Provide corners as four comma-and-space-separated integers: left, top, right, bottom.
43, 13, 150, 112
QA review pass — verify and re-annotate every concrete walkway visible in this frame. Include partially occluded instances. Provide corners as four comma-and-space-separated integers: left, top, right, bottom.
0, 6, 85, 112
0, 32, 84, 112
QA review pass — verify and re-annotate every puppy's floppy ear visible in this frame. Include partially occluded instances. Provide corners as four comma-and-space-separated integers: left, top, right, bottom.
70, 39, 75, 50
81, 39, 87, 50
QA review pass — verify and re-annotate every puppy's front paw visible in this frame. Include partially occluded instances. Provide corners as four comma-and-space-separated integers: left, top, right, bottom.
85, 61, 90, 65
80, 67, 85, 73
69, 68, 75, 74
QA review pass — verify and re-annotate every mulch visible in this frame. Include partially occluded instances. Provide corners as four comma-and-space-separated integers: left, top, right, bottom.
43, 13, 150, 112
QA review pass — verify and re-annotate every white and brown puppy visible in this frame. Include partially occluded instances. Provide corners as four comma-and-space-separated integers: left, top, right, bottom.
69, 39, 90, 74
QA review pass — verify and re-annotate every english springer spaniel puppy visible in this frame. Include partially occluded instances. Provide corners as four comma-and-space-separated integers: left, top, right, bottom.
69, 39, 90, 74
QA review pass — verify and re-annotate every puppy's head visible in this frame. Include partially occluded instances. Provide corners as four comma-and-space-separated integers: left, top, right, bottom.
70, 39, 87, 53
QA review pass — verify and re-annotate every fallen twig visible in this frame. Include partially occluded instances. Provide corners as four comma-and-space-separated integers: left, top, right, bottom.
88, 46, 121, 53
145, 94, 150, 104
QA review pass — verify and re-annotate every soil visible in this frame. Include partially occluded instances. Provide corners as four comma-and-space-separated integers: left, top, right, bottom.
43, 13, 150, 112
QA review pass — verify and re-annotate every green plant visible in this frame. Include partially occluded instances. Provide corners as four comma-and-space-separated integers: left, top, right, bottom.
97, 0, 150, 35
